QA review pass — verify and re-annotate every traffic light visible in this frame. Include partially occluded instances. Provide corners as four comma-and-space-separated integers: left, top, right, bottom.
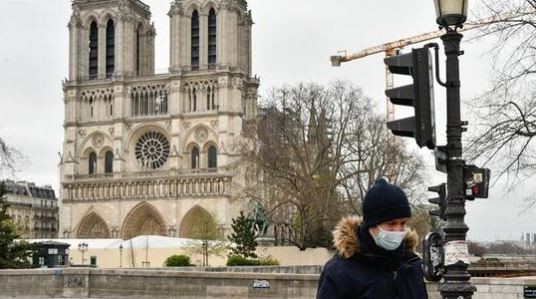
384, 47, 435, 149
428, 183, 446, 220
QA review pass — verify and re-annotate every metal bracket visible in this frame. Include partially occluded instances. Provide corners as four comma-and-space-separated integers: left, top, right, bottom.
425, 43, 447, 87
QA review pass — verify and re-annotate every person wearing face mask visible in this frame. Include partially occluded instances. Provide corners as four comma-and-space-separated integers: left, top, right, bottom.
316, 178, 428, 299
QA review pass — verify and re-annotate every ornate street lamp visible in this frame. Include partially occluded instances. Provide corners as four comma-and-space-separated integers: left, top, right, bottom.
433, 0, 476, 298
78, 242, 88, 265
434, 0, 469, 29
119, 244, 123, 268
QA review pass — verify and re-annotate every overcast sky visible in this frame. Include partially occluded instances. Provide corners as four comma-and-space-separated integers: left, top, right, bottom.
0, 0, 534, 242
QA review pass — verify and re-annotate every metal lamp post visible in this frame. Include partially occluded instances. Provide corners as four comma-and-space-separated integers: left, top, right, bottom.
434, 0, 476, 298
78, 242, 88, 265
119, 244, 123, 268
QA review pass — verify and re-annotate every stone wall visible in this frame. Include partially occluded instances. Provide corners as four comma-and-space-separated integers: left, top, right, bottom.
65, 244, 332, 268
427, 277, 536, 299
0, 268, 535, 299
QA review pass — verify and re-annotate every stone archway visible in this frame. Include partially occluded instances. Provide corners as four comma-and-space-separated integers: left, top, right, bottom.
179, 205, 219, 240
121, 202, 167, 239
76, 211, 111, 238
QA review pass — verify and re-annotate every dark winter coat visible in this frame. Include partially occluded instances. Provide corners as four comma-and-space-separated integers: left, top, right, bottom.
316, 216, 428, 299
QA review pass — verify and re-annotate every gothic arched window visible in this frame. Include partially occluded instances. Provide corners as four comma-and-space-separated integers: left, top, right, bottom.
191, 10, 200, 70
208, 145, 217, 168
105, 151, 113, 173
89, 98, 94, 118
191, 147, 199, 169
211, 87, 216, 110
192, 88, 197, 112
206, 86, 211, 110
89, 21, 98, 79
136, 24, 142, 75
208, 8, 217, 67
88, 152, 97, 174
105, 19, 115, 78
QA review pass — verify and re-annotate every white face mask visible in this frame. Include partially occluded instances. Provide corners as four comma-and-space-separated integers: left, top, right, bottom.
372, 227, 407, 251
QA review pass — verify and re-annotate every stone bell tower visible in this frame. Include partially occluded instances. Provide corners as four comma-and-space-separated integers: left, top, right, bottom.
60, 0, 259, 242
67, 0, 155, 81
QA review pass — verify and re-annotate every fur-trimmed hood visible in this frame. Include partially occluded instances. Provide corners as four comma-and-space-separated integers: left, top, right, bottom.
333, 216, 419, 259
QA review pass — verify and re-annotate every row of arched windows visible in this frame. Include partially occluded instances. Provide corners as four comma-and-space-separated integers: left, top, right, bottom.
88, 151, 114, 175
88, 146, 217, 174
191, 8, 217, 70
191, 145, 217, 169
81, 96, 113, 121
88, 19, 145, 79
187, 86, 217, 112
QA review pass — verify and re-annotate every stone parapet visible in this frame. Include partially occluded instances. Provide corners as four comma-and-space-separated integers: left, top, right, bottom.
0, 268, 317, 299
1, 268, 535, 298
427, 277, 536, 299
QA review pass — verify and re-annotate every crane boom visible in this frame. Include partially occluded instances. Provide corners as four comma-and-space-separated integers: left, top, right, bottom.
329, 11, 529, 122
330, 11, 529, 66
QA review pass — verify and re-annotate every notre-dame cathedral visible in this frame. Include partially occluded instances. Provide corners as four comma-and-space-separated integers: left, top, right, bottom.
59, 0, 258, 239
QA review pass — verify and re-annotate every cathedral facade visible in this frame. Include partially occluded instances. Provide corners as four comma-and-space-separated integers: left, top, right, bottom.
59, 0, 258, 239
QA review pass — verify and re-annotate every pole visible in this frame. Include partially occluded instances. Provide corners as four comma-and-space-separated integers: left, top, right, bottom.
119, 245, 123, 268
440, 30, 476, 299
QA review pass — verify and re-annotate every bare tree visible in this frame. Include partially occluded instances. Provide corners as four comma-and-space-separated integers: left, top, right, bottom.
184, 216, 228, 266
0, 137, 20, 178
467, 241, 487, 257
239, 81, 426, 250
466, 0, 536, 185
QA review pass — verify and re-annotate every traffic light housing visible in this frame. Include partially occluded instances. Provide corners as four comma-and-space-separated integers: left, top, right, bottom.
384, 47, 435, 149
464, 165, 491, 199
428, 183, 446, 220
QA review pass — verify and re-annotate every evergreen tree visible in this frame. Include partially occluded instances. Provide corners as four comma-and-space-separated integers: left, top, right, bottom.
0, 182, 34, 269
228, 210, 258, 258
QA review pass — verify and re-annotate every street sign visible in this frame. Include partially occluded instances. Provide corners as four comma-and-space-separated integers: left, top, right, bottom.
525, 286, 536, 298
253, 280, 270, 289
463, 165, 491, 199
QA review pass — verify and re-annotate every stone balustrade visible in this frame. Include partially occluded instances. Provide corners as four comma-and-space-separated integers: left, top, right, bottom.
62, 175, 231, 202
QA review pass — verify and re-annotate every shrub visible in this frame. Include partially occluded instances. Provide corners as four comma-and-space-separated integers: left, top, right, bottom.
164, 255, 194, 267
226, 255, 280, 266
226, 255, 258, 266
258, 257, 280, 266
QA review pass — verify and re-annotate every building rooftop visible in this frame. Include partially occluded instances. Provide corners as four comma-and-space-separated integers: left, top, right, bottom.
2, 180, 57, 200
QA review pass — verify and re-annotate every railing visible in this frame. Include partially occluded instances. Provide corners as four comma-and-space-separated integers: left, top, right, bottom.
63, 62, 258, 88
5, 202, 32, 208
71, 167, 228, 181
469, 260, 536, 277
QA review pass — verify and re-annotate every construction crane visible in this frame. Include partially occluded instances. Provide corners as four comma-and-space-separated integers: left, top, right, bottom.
330, 11, 528, 121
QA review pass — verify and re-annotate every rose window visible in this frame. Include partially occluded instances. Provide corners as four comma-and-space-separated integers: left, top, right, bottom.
135, 131, 170, 169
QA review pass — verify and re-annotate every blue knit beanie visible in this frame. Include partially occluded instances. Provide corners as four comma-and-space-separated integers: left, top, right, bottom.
362, 178, 412, 228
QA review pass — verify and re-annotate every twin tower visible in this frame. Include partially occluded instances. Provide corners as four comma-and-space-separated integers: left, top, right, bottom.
60, 0, 259, 240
